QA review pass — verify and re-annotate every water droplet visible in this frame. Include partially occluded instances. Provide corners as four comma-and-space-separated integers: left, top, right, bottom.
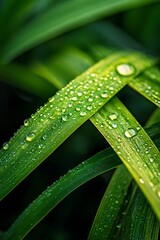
157, 191, 160, 198
87, 106, 92, 111
112, 123, 118, 128
3, 142, 9, 150
109, 113, 118, 120
49, 96, 54, 102
149, 158, 154, 163
116, 63, 135, 76
125, 128, 137, 138
24, 119, 29, 126
71, 96, 77, 101
61, 115, 68, 122
80, 112, 87, 116
76, 107, 81, 111
77, 92, 82, 96
101, 92, 108, 98
139, 178, 144, 184
26, 132, 35, 142
88, 98, 93, 102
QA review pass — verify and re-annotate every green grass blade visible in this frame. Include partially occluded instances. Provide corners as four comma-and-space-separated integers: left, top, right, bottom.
1, 148, 120, 240
129, 66, 160, 107
2, 121, 160, 240
0, 0, 157, 62
91, 97, 160, 219
0, 52, 153, 200
120, 188, 160, 240
88, 165, 132, 239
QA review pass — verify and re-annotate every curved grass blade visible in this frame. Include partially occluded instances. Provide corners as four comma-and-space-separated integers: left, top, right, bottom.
91, 97, 160, 219
120, 188, 160, 240
89, 106, 160, 239
0, 52, 153, 200
1, 148, 121, 240
1, 121, 160, 240
88, 165, 132, 240
0, 0, 157, 62
129, 66, 160, 107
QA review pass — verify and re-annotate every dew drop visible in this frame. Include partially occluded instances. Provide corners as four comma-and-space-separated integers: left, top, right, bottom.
77, 92, 82, 96
101, 92, 108, 98
71, 96, 77, 101
125, 128, 137, 138
80, 112, 87, 116
116, 63, 135, 76
87, 106, 92, 111
109, 113, 118, 120
112, 123, 118, 128
88, 98, 93, 102
157, 191, 160, 198
139, 178, 144, 184
49, 96, 54, 102
26, 132, 35, 142
24, 119, 29, 126
3, 142, 9, 150
61, 115, 68, 122
149, 158, 154, 163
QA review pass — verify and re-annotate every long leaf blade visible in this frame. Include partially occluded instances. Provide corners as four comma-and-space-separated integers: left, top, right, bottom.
0, 52, 153, 200
91, 97, 160, 219
2, 148, 120, 240
88, 165, 132, 239
2, 122, 160, 240
0, 0, 158, 62
120, 189, 160, 240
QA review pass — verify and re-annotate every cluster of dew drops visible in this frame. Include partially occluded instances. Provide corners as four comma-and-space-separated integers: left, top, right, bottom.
2, 63, 136, 151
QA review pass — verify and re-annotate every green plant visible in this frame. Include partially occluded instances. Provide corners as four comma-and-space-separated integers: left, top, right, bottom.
0, 0, 160, 239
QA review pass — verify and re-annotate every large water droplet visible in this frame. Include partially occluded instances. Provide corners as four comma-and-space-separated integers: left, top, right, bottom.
26, 132, 35, 142
116, 63, 135, 76
125, 128, 137, 138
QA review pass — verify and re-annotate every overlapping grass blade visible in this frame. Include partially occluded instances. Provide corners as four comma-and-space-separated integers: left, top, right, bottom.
0, 0, 157, 62
2, 122, 160, 240
88, 165, 132, 239
1, 148, 121, 240
91, 97, 160, 219
120, 188, 159, 240
89, 104, 160, 239
129, 66, 160, 107
0, 52, 153, 200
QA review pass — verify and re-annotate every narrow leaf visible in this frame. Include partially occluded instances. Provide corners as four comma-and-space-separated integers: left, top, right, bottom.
2, 122, 160, 240
2, 148, 120, 240
88, 165, 132, 239
0, 52, 153, 200
129, 66, 160, 107
91, 97, 160, 219
120, 188, 160, 240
